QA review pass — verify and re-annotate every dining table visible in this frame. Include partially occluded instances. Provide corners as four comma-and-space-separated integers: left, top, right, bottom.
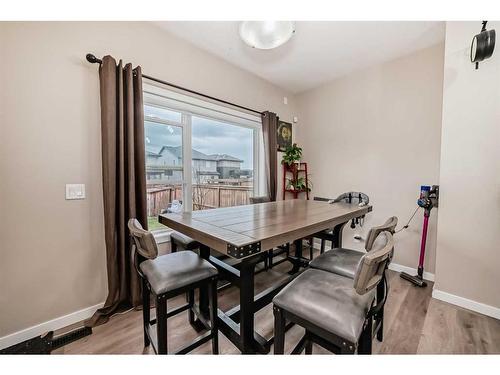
159, 199, 372, 353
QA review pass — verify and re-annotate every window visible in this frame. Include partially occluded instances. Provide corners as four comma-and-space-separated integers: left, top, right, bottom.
143, 82, 264, 231
144, 113, 184, 231
191, 115, 254, 209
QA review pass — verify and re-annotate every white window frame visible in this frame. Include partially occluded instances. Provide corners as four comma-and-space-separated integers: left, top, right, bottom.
143, 82, 263, 213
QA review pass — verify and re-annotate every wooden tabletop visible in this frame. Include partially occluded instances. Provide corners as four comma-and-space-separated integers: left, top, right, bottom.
159, 200, 372, 259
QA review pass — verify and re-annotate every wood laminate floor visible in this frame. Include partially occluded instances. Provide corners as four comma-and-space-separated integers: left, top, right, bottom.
53, 256, 500, 354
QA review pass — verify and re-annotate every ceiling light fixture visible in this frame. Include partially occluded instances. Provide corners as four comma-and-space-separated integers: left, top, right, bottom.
239, 21, 295, 50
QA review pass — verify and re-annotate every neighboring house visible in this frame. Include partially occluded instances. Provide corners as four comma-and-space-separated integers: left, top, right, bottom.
146, 145, 183, 183
146, 145, 243, 184
192, 149, 219, 183
211, 154, 244, 179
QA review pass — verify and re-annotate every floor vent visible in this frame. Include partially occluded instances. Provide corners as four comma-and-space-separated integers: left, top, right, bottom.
51, 326, 92, 351
0, 327, 92, 354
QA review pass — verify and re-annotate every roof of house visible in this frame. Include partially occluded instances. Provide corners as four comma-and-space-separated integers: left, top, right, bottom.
146, 145, 165, 156
192, 149, 216, 161
146, 145, 242, 163
210, 154, 243, 162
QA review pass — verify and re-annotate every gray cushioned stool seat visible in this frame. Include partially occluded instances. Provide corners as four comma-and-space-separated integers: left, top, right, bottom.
309, 248, 364, 279
171, 231, 199, 250
140, 251, 217, 295
273, 269, 375, 343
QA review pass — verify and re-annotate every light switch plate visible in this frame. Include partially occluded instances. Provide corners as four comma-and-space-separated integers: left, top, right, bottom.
66, 184, 86, 200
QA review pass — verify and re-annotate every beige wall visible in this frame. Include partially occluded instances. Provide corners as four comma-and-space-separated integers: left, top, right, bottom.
0, 22, 297, 338
3, 20, 497, 344
296, 44, 445, 273
434, 22, 500, 310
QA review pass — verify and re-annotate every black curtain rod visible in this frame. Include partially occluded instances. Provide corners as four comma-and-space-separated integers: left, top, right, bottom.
86, 54, 263, 116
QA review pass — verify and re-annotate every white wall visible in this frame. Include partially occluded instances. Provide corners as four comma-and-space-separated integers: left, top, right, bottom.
434, 21, 500, 314
0, 21, 297, 342
296, 44, 445, 274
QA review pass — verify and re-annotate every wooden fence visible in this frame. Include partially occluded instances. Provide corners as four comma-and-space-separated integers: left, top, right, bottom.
147, 184, 253, 216
146, 185, 182, 217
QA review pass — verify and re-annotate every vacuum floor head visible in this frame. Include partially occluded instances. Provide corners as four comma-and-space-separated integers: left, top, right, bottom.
400, 271, 427, 287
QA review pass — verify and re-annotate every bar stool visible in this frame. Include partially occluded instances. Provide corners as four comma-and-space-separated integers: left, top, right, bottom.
273, 230, 395, 354
128, 219, 219, 354
309, 216, 397, 341
170, 231, 200, 253
313, 192, 370, 254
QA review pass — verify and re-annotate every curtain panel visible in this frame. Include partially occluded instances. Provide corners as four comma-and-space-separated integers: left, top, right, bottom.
86, 55, 147, 327
261, 111, 279, 201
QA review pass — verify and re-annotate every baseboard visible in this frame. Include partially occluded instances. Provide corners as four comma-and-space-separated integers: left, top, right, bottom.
432, 289, 500, 320
388, 262, 435, 282
0, 302, 104, 350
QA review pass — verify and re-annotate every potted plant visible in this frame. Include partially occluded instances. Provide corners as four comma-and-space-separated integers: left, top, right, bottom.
286, 176, 312, 192
282, 143, 303, 167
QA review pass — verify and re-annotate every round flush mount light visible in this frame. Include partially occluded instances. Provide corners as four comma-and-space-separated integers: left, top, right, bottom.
471, 21, 495, 69
239, 21, 295, 50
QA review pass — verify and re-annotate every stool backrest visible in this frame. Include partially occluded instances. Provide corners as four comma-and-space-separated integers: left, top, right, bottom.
353, 231, 394, 295
128, 218, 158, 260
333, 191, 370, 205
365, 216, 398, 251
249, 196, 270, 204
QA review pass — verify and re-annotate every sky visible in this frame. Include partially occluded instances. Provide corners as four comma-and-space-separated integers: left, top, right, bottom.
144, 107, 254, 169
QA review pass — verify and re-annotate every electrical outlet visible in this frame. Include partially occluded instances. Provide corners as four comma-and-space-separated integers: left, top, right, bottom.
66, 184, 85, 200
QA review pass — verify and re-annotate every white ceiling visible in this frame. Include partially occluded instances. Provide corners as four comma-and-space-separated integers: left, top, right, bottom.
157, 21, 445, 94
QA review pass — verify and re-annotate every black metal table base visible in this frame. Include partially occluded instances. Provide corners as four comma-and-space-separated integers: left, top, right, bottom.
196, 221, 348, 354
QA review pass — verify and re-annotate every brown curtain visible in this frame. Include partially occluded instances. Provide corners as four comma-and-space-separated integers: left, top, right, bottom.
262, 111, 279, 201
86, 55, 148, 327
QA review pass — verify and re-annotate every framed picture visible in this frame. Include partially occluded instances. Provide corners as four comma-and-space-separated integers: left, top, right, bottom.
277, 121, 292, 152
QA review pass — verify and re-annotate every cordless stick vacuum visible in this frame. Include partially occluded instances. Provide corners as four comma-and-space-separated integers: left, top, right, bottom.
400, 185, 439, 287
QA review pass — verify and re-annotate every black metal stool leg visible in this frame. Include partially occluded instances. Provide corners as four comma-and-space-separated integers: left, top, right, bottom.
198, 245, 210, 318
358, 317, 373, 355
305, 338, 313, 354
142, 278, 150, 347
320, 239, 325, 254
188, 289, 195, 325
273, 306, 286, 354
156, 295, 168, 354
208, 279, 219, 354
289, 238, 303, 274
331, 222, 347, 248
376, 281, 385, 342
